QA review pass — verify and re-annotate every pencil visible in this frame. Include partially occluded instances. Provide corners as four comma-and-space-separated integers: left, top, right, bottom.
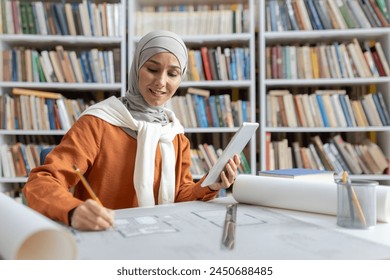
73, 164, 103, 206
342, 171, 366, 226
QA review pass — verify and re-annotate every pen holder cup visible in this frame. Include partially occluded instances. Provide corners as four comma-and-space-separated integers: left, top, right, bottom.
336, 179, 378, 229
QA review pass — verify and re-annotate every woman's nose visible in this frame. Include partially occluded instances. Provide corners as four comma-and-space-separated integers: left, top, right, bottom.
154, 73, 167, 86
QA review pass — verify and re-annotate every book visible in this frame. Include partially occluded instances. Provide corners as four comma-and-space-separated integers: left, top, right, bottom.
40, 50, 57, 82
339, 93, 354, 127
363, 138, 389, 173
373, 41, 390, 76
356, 144, 382, 174
186, 87, 210, 98
184, 94, 197, 128
49, 50, 65, 83
10, 143, 27, 177
330, 92, 348, 127
338, 0, 358, 28
69, 51, 84, 83
369, 0, 390, 26
374, 92, 390, 125
187, 49, 200, 81
332, 134, 363, 174
65, 3, 77, 36
55, 45, 75, 83
361, 93, 383, 126
363, 41, 380, 77
311, 135, 335, 171
200, 47, 213, 80
296, 0, 313, 30
258, 168, 335, 181
357, 0, 380, 27
12, 88, 62, 99
326, 0, 348, 29
207, 95, 220, 128
370, 43, 387, 76
313, 0, 333, 29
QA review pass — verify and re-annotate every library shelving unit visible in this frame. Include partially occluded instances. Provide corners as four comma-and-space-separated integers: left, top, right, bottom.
258, 0, 390, 184
0, 0, 127, 195
128, 0, 257, 179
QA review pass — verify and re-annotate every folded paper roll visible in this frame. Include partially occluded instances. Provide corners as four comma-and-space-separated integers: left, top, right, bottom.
232, 175, 390, 223
0, 193, 77, 259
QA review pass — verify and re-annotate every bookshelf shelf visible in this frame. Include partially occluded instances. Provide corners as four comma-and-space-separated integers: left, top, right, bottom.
0, 82, 122, 91
0, 178, 28, 184
265, 77, 390, 86
184, 127, 240, 134
181, 80, 252, 88
0, 0, 127, 193
265, 27, 390, 42
259, 0, 390, 183
129, 0, 258, 177
133, 33, 252, 44
0, 34, 123, 45
0, 130, 66, 136
266, 126, 390, 133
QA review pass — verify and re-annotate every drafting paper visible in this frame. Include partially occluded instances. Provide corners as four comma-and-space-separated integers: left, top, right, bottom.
0, 193, 77, 260
233, 174, 390, 222
72, 200, 390, 260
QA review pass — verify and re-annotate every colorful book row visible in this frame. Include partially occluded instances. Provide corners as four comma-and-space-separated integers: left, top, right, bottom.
267, 89, 390, 128
190, 145, 251, 176
0, 143, 56, 178
267, 133, 389, 175
1, 46, 121, 83
168, 93, 250, 128
187, 46, 250, 82
266, 0, 390, 32
0, 90, 94, 130
0, 0, 122, 36
135, 3, 250, 36
266, 38, 390, 79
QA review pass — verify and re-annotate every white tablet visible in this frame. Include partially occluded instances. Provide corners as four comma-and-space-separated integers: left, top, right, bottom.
201, 122, 259, 187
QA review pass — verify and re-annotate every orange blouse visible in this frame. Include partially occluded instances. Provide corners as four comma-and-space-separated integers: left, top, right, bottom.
23, 115, 218, 225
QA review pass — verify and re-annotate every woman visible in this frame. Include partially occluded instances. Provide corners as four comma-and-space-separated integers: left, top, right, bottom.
23, 30, 240, 231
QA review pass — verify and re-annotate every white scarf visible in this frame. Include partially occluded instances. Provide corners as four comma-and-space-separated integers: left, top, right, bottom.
81, 96, 184, 207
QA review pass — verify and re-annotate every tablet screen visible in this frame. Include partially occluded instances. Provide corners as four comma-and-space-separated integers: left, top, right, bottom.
200, 122, 259, 187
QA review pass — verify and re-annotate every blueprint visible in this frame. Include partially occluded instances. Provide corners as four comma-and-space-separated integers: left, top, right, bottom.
71, 200, 390, 260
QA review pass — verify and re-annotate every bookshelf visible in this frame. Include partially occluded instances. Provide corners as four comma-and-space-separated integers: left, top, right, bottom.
128, 0, 258, 179
258, 0, 390, 183
0, 0, 127, 196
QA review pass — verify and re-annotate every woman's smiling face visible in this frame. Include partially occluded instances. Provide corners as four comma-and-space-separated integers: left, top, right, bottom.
138, 52, 182, 107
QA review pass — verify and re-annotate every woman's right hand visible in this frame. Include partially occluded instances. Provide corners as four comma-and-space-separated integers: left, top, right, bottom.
70, 199, 115, 231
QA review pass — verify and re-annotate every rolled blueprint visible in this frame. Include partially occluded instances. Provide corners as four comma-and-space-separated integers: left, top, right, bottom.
0, 193, 77, 259
233, 175, 390, 223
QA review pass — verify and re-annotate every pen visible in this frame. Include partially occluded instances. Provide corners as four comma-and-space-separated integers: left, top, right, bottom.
73, 164, 103, 206
342, 171, 366, 226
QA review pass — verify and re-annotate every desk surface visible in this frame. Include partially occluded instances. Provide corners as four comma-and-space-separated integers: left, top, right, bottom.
71, 197, 390, 260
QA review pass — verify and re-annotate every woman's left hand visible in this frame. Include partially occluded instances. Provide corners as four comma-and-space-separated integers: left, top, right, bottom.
208, 154, 241, 191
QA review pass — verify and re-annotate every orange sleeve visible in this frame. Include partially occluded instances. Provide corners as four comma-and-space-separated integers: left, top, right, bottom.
23, 116, 103, 225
